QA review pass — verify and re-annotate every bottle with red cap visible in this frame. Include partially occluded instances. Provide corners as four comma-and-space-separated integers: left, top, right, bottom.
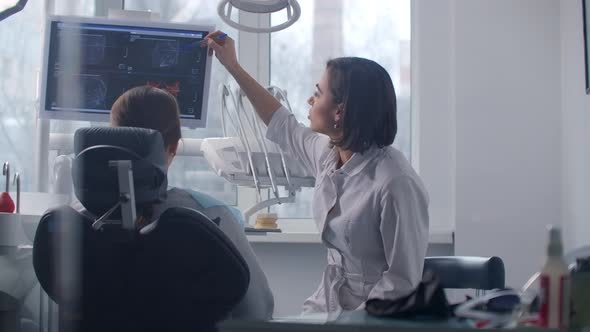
0, 162, 15, 213
538, 225, 570, 329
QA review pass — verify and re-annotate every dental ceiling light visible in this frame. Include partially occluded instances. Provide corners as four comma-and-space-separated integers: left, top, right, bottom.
218, 0, 301, 33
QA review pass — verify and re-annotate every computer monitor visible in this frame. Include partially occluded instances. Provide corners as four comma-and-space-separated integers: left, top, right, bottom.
40, 15, 214, 128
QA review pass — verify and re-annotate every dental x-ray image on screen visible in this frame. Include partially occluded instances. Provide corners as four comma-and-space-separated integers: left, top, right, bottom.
40, 16, 214, 128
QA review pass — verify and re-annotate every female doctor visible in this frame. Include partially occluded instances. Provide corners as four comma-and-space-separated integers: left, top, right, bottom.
204, 31, 429, 314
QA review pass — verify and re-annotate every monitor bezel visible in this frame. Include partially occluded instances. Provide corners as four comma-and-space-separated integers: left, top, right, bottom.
39, 15, 215, 128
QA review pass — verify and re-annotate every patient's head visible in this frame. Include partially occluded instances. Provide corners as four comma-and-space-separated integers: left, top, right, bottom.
111, 86, 181, 166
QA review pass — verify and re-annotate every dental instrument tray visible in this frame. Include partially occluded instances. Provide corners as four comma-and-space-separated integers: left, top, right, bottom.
201, 85, 315, 226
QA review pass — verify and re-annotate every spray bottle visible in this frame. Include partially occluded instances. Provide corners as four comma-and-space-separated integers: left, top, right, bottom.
538, 225, 570, 328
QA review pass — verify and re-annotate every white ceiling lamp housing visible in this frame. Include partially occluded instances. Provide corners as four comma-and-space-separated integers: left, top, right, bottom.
218, 0, 301, 33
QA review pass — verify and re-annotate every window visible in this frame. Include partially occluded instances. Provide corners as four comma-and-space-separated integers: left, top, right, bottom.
269, 0, 411, 218
0, 0, 95, 191
0, 1, 42, 191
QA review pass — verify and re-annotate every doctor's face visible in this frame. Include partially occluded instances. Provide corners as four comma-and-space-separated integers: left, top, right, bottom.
307, 70, 341, 137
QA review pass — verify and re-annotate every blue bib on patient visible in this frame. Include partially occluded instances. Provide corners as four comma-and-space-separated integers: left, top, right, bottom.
184, 189, 245, 226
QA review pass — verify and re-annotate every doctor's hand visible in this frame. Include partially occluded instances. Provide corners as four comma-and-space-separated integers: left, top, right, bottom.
203, 30, 239, 72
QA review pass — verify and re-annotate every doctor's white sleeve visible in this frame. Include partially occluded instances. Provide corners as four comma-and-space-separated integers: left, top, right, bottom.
366, 175, 430, 302
265, 106, 330, 177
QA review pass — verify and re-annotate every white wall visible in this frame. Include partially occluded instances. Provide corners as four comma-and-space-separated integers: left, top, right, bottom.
414, 0, 456, 235
455, 0, 562, 288
561, 0, 590, 251
418, 0, 563, 288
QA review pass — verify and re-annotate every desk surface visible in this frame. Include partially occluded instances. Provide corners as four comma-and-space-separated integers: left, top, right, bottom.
219, 311, 583, 332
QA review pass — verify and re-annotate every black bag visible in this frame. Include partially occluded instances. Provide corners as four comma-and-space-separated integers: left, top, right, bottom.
365, 270, 451, 319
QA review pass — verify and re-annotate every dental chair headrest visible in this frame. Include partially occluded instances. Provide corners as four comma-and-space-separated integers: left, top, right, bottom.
72, 127, 168, 217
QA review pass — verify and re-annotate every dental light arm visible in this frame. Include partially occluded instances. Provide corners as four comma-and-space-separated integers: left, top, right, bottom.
0, 0, 27, 22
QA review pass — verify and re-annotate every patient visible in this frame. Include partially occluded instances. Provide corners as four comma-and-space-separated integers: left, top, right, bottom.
109, 85, 274, 320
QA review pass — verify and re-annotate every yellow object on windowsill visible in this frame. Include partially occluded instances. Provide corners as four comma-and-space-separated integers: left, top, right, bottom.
254, 213, 278, 229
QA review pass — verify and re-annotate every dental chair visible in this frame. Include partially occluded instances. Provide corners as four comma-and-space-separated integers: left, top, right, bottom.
0, 290, 18, 332
32, 127, 250, 332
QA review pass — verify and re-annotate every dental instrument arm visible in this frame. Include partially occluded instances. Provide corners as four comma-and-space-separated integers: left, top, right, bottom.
205, 33, 281, 125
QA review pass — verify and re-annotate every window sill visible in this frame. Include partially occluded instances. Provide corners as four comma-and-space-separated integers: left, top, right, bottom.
246, 230, 454, 244
246, 218, 454, 244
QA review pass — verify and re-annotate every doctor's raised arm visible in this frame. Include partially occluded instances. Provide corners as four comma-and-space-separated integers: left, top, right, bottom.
205, 31, 430, 314
204, 30, 329, 175
204, 31, 280, 125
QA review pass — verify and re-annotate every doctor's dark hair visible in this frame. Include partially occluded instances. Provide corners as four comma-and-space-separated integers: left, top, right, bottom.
110, 85, 182, 149
326, 57, 397, 153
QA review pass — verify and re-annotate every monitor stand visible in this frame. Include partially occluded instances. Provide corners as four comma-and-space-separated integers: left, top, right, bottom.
107, 8, 160, 21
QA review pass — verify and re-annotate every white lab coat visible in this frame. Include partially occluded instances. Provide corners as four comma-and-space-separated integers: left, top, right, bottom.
266, 106, 430, 314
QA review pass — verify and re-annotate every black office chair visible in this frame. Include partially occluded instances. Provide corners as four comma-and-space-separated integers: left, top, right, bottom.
0, 291, 18, 332
32, 127, 250, 332
423, 256, 505, 293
